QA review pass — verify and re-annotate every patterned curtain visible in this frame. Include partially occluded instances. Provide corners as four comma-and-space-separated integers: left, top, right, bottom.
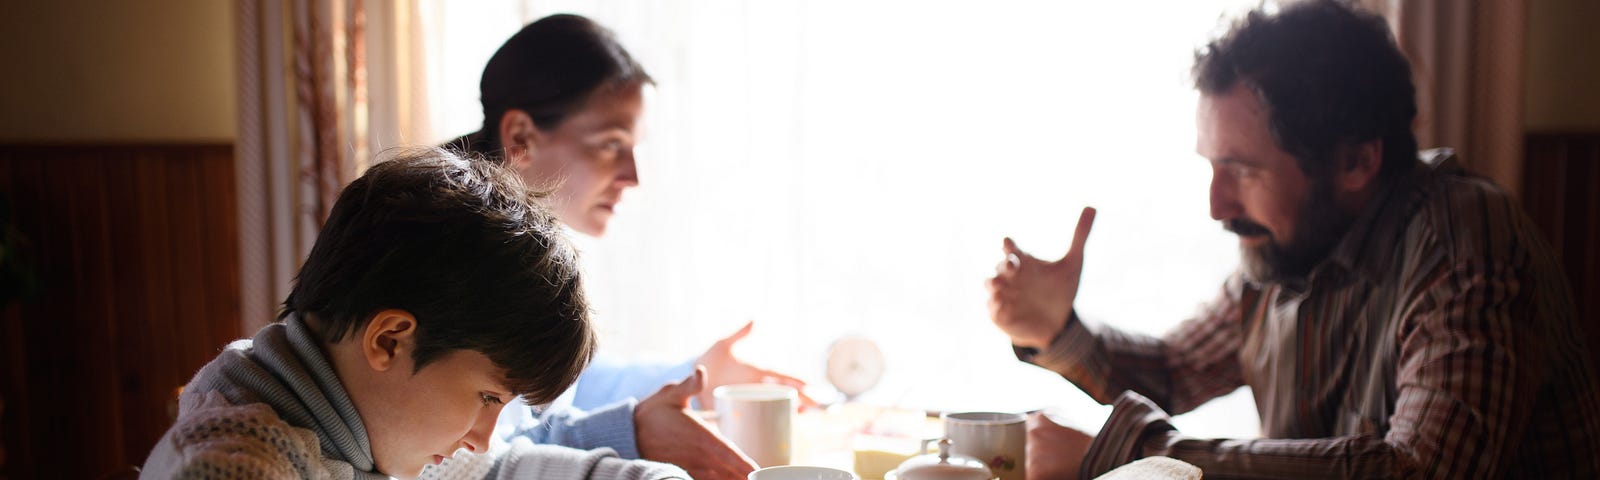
1360, 0, 1529, 196
235, 0, 431, 331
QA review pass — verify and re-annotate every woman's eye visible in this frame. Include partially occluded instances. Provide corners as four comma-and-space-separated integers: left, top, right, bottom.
480, 393, 504, 406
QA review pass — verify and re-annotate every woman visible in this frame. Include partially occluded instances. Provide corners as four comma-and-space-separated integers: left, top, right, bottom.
444, 15, 806, 480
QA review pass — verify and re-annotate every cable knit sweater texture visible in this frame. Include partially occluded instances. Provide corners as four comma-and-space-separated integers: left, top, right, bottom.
140, 315, 688, 480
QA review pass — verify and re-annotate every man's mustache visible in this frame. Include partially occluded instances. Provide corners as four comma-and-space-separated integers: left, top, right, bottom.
1223, 219, 1271, 237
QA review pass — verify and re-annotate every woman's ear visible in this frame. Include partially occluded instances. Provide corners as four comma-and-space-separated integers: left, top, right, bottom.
1334, 139, 1383, 193
499, 109, 542, 172
361, 309, 418, 373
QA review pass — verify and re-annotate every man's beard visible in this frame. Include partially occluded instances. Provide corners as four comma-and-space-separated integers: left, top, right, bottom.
1225, 181, 1353, 285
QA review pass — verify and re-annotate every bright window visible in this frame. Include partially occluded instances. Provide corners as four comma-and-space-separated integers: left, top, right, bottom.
423, 0, 1260, 438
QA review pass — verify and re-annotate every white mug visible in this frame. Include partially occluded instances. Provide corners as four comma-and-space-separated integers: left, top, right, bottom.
715, 383, 798, 467
941, 412, 1026, 480
747, 465, 859, 480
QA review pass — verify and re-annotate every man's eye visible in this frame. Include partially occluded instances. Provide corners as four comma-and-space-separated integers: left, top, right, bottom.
480, 393, 504, 406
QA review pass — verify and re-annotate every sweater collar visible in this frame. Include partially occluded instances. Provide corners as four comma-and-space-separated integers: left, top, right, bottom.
225, 314, 381, 476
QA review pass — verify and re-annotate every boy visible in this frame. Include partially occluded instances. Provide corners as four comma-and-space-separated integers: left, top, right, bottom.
141, 148, 685, 479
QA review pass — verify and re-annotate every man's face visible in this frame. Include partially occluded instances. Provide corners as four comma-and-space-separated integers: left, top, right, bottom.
1197, 83, 1348, 284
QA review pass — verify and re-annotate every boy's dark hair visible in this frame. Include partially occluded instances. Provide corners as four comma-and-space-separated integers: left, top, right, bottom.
452, 14, 653, 159
282, 147, 593, 405
1193, 0, 1418, 182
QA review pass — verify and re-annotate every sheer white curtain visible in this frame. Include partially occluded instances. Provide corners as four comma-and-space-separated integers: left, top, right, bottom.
419, 0, 1259, 438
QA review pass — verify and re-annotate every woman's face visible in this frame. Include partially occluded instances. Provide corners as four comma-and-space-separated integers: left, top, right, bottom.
513, 82, 645, 237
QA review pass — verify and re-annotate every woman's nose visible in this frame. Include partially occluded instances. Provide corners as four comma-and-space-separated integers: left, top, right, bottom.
617, 149, 639, 187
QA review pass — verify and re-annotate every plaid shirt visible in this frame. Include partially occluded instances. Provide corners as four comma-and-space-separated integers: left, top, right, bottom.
1020, 152, 1600, 478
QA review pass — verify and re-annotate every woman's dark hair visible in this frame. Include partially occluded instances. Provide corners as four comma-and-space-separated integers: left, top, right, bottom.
282, 147, 594, 405
1193, 0, 1418, 182
453, 14, 652, 159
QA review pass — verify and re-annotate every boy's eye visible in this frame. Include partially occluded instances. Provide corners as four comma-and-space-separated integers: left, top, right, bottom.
480, 393, 504, 406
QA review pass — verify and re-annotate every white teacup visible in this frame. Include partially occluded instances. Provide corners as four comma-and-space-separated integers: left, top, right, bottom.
747, 465, 859, 480
715, 383, 798, 467
941, 412, 1026, 480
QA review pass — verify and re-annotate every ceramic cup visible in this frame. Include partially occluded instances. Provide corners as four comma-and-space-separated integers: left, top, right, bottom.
941, 412, 1026, 480
747, 465, 859, 480
715, 383, 798, 467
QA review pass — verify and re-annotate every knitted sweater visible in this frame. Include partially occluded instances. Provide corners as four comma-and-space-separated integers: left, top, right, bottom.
140, 315, 688, 480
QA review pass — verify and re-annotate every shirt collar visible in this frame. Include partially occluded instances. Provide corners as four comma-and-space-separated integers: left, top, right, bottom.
1313, 148, 1457, 285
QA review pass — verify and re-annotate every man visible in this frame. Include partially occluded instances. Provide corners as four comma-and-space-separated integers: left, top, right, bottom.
988, 2, 1600, 478
142, 147, 683, 479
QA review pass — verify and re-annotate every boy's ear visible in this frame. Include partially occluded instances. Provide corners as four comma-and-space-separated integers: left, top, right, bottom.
361, 309, 418, 373
499, 109, 544, 172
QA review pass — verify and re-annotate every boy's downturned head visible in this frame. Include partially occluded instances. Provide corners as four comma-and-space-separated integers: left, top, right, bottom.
284, 146, 594, 405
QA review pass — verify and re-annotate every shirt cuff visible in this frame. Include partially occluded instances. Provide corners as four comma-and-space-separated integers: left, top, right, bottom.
580, 400, 643, 459
1013, 310, 1118, 403
1013, 310, 1079, 363
1080, 391, 1177, 478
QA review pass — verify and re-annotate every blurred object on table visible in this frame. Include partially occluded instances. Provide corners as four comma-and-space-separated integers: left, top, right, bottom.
827, 336, 886, 400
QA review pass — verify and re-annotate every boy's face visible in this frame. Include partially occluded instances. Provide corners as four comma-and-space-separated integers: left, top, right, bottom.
335, 311, 514, 479
366, 349, 511, 478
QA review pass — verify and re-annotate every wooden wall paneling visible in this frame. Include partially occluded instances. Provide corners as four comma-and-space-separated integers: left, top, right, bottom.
197, 149, 242, 375
103, 154, 150, 472
0, 144, 239, 479
1522, 133, 1600, 368
30, 153, 125, 478
134, 152, 182, 467
0, 156, 44, 476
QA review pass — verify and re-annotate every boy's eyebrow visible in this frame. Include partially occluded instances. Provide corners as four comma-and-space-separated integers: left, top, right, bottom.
488, 371, 515, 398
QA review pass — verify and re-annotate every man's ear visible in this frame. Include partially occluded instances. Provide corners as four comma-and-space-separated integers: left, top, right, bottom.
499, 109, 543, 172
361, 309, 418, 373
1334, 139, 1383, 193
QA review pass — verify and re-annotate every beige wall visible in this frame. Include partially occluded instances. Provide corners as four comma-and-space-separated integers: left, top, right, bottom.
1525, 0, 1600, 132
0, 0, 235, 142
0, 1, 1590, 139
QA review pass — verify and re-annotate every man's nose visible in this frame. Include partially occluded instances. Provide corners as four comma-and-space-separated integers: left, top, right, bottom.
1209, 170, 1241, 221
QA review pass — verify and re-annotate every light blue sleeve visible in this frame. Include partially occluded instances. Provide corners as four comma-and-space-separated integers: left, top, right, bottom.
491, 354, 696, 460
570, 355, 699, 410
488, 439, 689, 480
500, 399, 643, 459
